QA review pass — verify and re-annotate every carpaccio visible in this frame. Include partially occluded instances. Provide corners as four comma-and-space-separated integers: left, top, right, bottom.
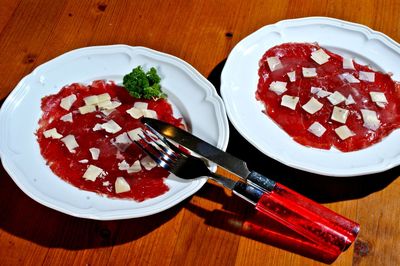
256, 43, 400, 152
36, 80, 183, 202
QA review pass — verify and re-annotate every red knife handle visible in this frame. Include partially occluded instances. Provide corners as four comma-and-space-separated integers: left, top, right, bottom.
233, 178, 359, 252
255, 182, 359, 251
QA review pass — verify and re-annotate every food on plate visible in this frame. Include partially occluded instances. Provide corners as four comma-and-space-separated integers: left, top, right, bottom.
36, 66, 183, 201
256, 42, 400, 152
123, 66, 167, 99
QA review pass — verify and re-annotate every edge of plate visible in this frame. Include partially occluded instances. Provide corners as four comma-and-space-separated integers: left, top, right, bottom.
221, 16, 400, 177
0, 45, 229, 220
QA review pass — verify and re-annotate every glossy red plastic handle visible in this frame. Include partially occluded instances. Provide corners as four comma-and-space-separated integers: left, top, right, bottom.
255, 183, 360, 251
242, 214, 342, 264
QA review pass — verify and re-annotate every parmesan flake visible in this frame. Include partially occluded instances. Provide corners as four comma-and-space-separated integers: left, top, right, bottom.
60, 94, 77, 111
266, 56, 283, 72
269, 81, 287, 95
311, 49, 330, 65
43, 128, 63, 139
302, 97, 323, 114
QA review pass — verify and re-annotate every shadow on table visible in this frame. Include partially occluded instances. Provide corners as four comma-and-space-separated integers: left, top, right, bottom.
207, 59, 400, 203
1, 60, 399, 255
0, 164, 185, 249
186, 182, 344, 264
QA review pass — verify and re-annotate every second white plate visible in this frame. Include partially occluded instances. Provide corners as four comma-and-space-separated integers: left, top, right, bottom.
221, 17, 400, 177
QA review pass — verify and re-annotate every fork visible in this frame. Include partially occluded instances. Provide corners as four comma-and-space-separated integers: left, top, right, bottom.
134, 129, 356, 254
135, 130, 241, 190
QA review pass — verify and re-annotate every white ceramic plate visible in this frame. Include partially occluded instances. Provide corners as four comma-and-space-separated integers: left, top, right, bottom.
0, 45, 229, 220
221, 17, 400, 177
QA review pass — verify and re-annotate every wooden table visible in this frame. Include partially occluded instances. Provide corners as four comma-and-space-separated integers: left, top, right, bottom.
1, 0, 399, 265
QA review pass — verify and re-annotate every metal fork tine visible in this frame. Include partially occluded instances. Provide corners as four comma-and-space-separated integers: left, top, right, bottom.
138, 133, 177, 165
145, 123, 167, 141
145, 124, 183, 154
142, 130, 178, 159
133, 139, 171, 171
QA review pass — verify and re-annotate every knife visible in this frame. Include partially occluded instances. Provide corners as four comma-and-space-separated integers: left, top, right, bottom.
141, 117, 360, 252
141, 117, 276, 192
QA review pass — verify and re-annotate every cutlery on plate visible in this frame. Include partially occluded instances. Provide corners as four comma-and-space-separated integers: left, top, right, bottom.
140, 118, 360, 253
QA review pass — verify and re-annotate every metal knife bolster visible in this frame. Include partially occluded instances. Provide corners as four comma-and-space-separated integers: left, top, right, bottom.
247, 171, 276, 192
232, 181, 265, 205
201, 168, 265, 205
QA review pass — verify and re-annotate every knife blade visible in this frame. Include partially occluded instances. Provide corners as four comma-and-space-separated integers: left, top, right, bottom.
141, 117, 276, 191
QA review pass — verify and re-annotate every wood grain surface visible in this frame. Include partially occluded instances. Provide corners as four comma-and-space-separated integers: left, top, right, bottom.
1, 0, 400, 265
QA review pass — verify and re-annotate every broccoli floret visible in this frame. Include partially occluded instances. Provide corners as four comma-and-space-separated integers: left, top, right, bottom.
122, 66, 166, 100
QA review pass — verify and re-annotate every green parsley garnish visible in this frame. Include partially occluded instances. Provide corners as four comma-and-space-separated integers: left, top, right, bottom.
122, 66, 167, 100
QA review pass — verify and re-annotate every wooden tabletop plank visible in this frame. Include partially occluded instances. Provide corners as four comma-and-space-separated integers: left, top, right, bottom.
1, 0, 400, 265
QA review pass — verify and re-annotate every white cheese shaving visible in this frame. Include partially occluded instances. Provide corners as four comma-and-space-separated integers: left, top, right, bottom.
359, 71, 375, 82
302, 97, 323, 114
376, 102, 386, 108
127, 128, 143, 141
61, 135, 79, 153
101, 109, 114, 116
93, 123, 102, 131
302, 67, 317, 78
115, 132, 132, 144
361, 109, 381, 131
287, 71, 296, 82
113, 132, 132, 152
331, 106, 349, 124
103, 181, 110, 187
307, 122, 326, 137
60, 94, 77, 111
134, 102, 148, 109
345, 94, 356, 105
340, 73, 360, 83
281, 95, 299, 110
115, 176, 131, 193
89, 147, 100, 160
269, 81, 287, 95
143, 109, 158, 119
128, 160, 142, 173
60, 112, 73, 123
83, 93, 112, 106
97, 93, 111, 103
343, 58, 355, 70
266, 56, 283, 72
141, 156, 157, 170
100, 120, 122, 134
118, 160, 130, 171
97, 100, 121, 110
369, 92, 388, 107
82, 165, 103, 181
126, 107, 143, 119
97, 100, 111, 109
311, 49, 330, 65
310, 87, 331, 98
79, 105, 96, 114
83, 95, 99, 105
79, 159, 89, 164
327, 91, 346, 105
335, 125, 355, 140
43, 128, 63, 139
